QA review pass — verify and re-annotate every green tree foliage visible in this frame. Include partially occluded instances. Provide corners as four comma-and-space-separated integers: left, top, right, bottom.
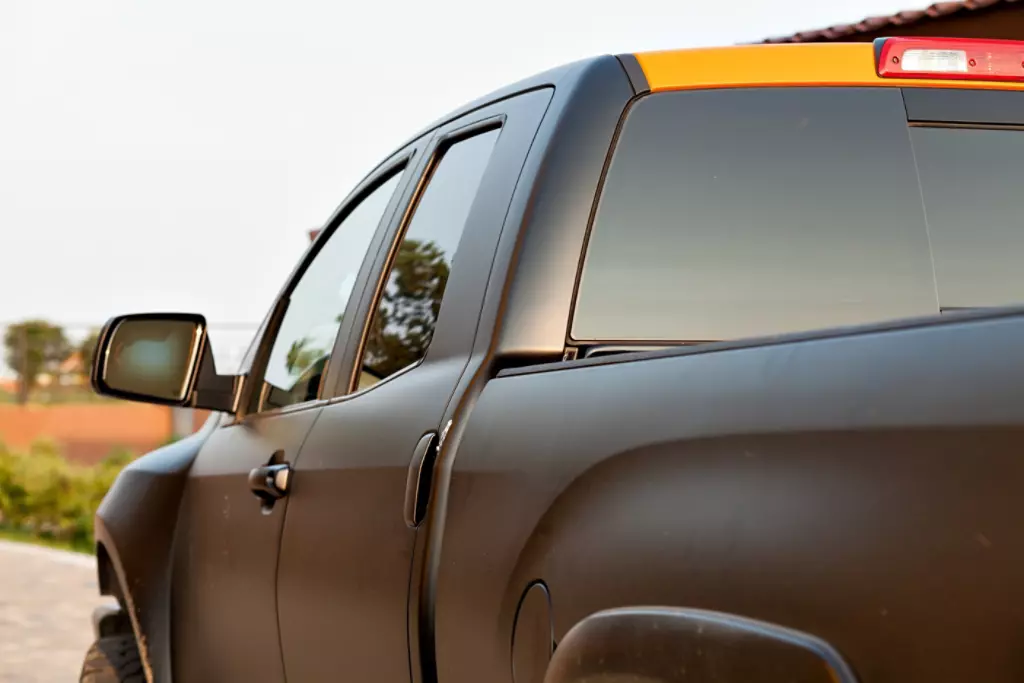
363, 239, 450, 378
0, 440, 131, 551
2, 320, 72, 404
285, 336, 325, 376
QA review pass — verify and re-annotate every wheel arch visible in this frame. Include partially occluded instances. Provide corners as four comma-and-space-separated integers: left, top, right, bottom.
90, 422, 215, 682
95, 541, 122, 605
544, 606, 861, 683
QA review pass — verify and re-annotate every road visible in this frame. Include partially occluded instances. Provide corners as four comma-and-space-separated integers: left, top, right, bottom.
0, 541, 108, 683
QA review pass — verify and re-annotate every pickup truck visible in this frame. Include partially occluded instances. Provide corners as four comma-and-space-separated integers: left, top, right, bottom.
80, 37, 1024, 683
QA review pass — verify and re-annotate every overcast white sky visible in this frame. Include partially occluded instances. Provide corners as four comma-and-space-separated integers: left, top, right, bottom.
1, 0, 920, 345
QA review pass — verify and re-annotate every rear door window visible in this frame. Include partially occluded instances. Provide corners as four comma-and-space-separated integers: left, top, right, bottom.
357, 127, 501, 390
572, 87, 939, 343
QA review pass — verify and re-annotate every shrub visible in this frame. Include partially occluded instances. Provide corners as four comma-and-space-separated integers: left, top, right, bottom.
0, 439, 132, 552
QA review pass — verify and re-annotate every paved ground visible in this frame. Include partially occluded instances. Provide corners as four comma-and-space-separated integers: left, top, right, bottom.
0, 541, 107, 683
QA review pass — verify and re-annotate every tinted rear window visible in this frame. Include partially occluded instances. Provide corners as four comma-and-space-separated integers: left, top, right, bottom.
572, 87, 938, 342
911, 126, 1024, 309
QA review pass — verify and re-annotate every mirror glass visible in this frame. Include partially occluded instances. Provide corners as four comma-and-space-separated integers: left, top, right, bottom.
101, 318, 202, 402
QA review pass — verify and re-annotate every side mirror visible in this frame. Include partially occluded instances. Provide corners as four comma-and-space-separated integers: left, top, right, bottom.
91, 312, 241, 413
544, 607, 859, 683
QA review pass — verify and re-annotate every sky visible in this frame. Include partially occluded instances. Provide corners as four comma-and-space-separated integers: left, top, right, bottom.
1, 0, 923, 364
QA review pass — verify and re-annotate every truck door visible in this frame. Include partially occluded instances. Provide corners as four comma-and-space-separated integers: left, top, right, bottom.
273, 88, 553, 683
168, 156, 417, 682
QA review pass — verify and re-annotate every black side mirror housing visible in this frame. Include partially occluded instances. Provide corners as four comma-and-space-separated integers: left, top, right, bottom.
91, 312, 242, 413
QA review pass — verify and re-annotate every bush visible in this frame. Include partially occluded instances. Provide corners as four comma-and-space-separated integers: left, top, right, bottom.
0, 439, 131, 552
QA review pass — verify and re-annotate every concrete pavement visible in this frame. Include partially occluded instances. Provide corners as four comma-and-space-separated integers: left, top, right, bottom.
0, 541, 107, 683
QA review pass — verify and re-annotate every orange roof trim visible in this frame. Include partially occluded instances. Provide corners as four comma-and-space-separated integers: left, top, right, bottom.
634, 42, 1024, 92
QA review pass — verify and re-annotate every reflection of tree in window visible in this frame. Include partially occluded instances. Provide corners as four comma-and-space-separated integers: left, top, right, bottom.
272, 336, 329, 404
363, 238, 450, 379
286, 337, 326, 376
255, 169, 406, 412
357, 127, 500, 389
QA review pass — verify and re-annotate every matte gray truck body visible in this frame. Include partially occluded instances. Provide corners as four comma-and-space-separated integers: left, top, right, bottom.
84, 46, 1024, 683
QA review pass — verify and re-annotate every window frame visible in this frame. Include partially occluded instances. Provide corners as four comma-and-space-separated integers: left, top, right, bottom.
343, 116, 506, 397
272, 86, 554, 406
233, 142, 428, 422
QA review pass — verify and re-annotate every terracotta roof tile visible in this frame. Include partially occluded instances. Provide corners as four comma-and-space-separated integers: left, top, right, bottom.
762, 0, 1020, 43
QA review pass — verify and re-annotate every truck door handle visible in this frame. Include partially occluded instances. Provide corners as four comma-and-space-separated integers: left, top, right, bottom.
248, 462, 291, 514
404, 431, 439, 527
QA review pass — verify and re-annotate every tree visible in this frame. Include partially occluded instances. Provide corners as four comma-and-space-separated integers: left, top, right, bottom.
2, 320, 72, 405
78, 329, 100, 383
363, 238, 450, 379
285, 336, 325, 376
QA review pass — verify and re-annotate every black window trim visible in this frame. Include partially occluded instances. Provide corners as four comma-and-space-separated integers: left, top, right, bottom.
902, 86, 1024, 127
342, 115, 506, 398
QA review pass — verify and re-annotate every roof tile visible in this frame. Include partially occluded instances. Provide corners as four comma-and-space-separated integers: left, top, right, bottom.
762, 0, 1019, 43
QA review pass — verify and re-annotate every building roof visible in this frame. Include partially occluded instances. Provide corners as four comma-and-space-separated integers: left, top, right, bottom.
762, 0, 1020, 43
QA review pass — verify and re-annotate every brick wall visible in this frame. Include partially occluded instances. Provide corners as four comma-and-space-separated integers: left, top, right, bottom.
192, 408, 213, 432
0, 403, 175, 464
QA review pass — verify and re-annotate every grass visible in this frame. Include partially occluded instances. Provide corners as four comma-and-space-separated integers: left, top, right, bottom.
0, 525, 93, 555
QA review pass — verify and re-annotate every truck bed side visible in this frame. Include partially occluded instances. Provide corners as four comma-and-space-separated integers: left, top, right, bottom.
435, 309, 1024, 683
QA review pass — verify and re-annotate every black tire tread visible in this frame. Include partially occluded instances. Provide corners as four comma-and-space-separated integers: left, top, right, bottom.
79, 634, 145, 683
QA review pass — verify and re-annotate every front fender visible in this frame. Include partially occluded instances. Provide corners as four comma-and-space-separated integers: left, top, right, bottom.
93, 416, 217, 683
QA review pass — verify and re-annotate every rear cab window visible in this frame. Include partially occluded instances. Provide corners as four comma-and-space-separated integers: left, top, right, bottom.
911, 126, 1024, 309
571, 86, 1024, 348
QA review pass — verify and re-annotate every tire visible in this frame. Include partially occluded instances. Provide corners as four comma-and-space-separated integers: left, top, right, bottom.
79, 634, 145, 683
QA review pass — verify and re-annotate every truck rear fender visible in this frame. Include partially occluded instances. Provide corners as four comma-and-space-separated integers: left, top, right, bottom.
544, 606, 860, 683
435, 309, 1024, 683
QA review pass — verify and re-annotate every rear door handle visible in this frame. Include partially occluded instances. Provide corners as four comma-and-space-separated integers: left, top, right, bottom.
404, 431, 439, 527
249, 460, 291, 514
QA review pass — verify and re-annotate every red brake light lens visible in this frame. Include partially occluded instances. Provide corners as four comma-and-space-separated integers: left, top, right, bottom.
876, 37, 1024, 82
